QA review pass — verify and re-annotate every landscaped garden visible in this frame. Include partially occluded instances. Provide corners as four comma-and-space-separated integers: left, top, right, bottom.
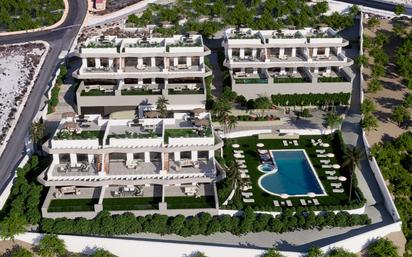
164, 128, 213, 144
80, 89, 115, 96
103, 197, 162, 211
121, 89, 162, 95
165, 196, 216, 209
48, 198, 98, 212
217, 132, 365, 211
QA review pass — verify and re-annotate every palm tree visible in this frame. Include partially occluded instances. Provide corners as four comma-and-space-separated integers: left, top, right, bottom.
325, 112, 343, 130
226, 115, 238, 133
342, 146, 364, 202
156, 96, 169, 118
30, 121, 44, 152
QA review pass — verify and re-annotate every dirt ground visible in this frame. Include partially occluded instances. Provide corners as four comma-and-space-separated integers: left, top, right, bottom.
362, 17, 412, 146
0, 240, 39, 256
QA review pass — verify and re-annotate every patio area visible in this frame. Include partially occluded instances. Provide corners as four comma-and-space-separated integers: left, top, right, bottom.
108, 161, 161, 176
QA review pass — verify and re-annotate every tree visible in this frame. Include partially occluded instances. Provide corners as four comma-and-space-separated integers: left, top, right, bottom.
37, 234, 67, 257
362, 114, 378, 134
325, 113, 343, 130
9, 247, 33, 257
367, 78, 383, 93
403, 93, 412, 109
371, 65, 385, 78
342, 146, 364, 202
156, 96, 169, 118
367, 17, 380, 30
262, 249, 285, 257
0, 212, 27, 241
328, 248, 357, 257
226, 115, 238, 133
354, 55, 368, 67
367, 238, 399, 257
394, 4, 405, 15
30, 121, 44, 149
90, 248, 118, 257
306, 247, 324, 257
361, 98, 376, 114
392, 106, 410, 127
190, 252, 208, 257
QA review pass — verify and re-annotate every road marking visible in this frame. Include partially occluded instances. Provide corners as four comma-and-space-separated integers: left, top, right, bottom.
51, 24, 81, 32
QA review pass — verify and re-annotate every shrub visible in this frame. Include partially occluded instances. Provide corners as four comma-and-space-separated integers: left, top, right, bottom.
300, 108, 312, 118
367, 79, 383, 93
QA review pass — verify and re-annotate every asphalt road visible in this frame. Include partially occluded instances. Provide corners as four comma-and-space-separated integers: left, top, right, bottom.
336, 0, 412, 15
0, 0, 88, 192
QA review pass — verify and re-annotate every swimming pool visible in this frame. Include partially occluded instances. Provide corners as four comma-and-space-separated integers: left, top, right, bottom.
258, 149, 326, 196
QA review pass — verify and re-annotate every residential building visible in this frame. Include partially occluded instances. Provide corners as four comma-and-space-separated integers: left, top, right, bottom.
73, 34, 211, 116
38, 33, 219, 218
222, 27, 354, 99
94, 0, 106, 11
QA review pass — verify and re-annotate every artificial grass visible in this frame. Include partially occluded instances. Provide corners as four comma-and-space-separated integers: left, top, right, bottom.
48, 198, 98, 212
221, 134, 361, 209
103, 197, 161, 211
165, 196, 216, 209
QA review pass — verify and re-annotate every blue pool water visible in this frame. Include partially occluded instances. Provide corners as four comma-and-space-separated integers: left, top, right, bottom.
259, 150, 325, 196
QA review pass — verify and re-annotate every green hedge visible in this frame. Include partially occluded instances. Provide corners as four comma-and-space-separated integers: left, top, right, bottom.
318, 76, 348, 83
270, 93, 351, 106
47, 85, 60, 114
40, 208, 370, 237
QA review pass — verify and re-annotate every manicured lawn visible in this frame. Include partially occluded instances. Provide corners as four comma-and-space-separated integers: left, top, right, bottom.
48, 198, 98, 212
103, 197, 161, 211
221, 134, 363, 209
166, 196, 216, 209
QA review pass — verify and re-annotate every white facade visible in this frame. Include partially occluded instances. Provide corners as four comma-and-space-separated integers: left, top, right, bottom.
222, 27, 354, 99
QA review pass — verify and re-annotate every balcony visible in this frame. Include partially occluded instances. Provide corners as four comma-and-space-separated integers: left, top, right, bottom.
82, 66, 117, 73
233, 72, 268, 84
81, 85, 115, 96
168, 84, 204, 95
51, 162, 99, 177
123, 65, 163, 73
107, 161, 161, 176
106, 124, 162, 148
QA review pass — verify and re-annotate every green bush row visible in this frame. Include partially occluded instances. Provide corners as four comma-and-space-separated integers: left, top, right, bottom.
40, 208, 370, 237
271, 93, 351, 106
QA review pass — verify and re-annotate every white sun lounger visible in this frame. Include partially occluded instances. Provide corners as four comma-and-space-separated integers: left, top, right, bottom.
313, 199, 320, 205
327, 176, 338, 180
333, 189, 344, 193
283, 140, 288, 146
273, 200, 280, 207
331, 182, 342, 188
325, 171, 336, 176
317, 154, 326, 158
241, 185, 252, 191
239, 169, 249, 173
243, 198, 255, 203
234, 150, 244, 154
293, 140, 299, 146
241, 192, 253, 198
320, 160, 331, 164
286, 200, 293, 207
240, 174, 250, 179
236, 159, 246, 164
322, 165, 332, 168
316, 149, 326, 154
238, 164, 247, 169
300, 199, 307, 206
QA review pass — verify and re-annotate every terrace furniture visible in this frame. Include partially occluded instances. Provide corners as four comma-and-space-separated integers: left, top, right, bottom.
240, 174, 250, 179
57, 165, 68, 173
273, 200, 280, 207
60, 186, 80, 195
112, 191, 120, 197
313, 199, 320, 205
317, 154, 326, 158
239, 169, 249, 173
243, 198, 255, 203
234, 150, 244, 154
241, 192, 253, 198
322, 165, 332, 168
307, 200, 312, 204
331, 182, 342, 188
325, 171, 336, 176
283, 140, 288, 146
293, 140, 299, 146
286, 200, 293, 207
236, 160, 246, 164
320, 159, 331, 164
327, 176, 338, 180
177, 64, 188, 69
316, 149, 326, 154
136, 64, 147, 70
332, 189, 344, 193
238, 164, 247, 169
300, 199, 307, 206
